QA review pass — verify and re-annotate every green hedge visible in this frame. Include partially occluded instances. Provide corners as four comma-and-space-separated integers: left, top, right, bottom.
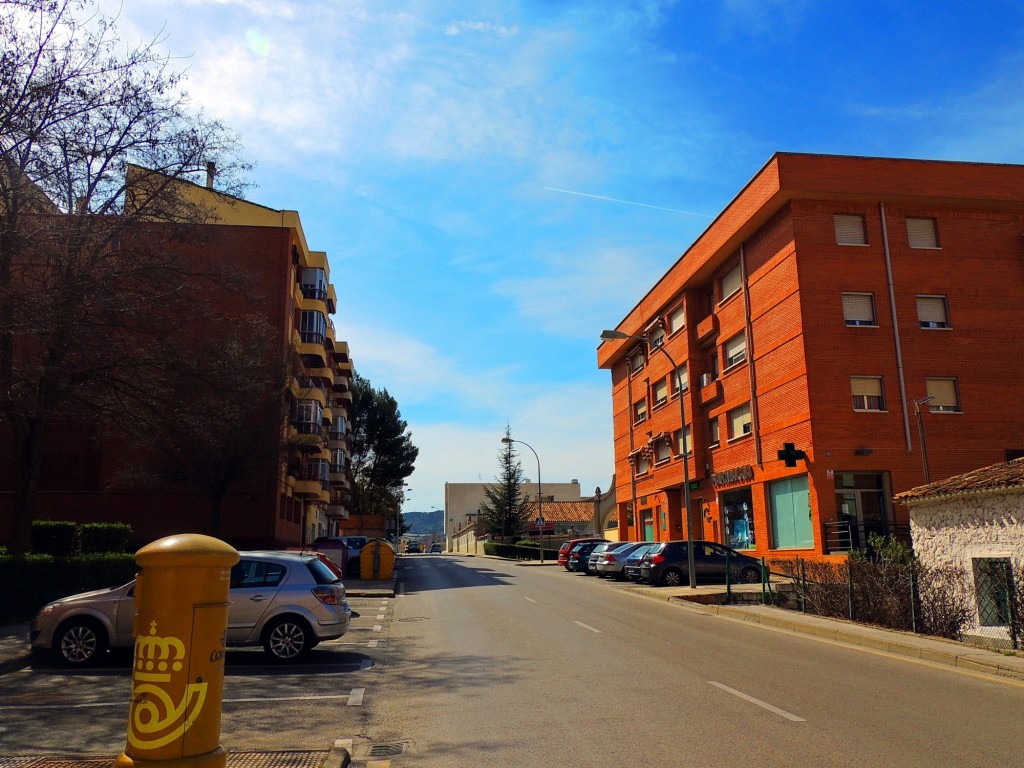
79, 523, 132, 554
28, 521, 132, 556
483, 542, 558, 560
0, 553, 138, 624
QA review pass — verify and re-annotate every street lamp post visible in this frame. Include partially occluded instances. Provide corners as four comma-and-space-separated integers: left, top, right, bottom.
601, 329, 697, 588
501, 436, 544, 564
912, 396, 934, 484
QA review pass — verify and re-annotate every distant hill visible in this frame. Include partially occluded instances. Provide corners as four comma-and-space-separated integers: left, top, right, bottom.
402, 509, 445, 535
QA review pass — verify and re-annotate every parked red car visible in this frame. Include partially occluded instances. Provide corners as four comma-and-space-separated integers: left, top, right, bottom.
557, 537, 607, 570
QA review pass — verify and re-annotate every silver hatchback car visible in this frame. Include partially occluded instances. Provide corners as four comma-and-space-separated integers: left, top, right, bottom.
30, 550, 351, 665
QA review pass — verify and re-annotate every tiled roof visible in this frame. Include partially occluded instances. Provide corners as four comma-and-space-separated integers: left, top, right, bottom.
525, 500, 594, 523
894, 457, 1024, 504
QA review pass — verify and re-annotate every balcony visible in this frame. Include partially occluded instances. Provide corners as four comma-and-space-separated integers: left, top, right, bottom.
699, 377, 722, 405
696, 313, 717, 344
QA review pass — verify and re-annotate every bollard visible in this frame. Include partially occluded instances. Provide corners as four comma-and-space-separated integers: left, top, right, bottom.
116, 534, 240, 768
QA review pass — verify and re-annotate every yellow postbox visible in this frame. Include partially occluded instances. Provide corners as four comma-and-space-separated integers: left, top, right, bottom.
116, 534, 239, 768
360, 538, 395, 580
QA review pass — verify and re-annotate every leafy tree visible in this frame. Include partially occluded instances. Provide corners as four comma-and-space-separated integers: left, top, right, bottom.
478, 425, 531, 539
349, 374, 418, 534
0, 0, 248, 553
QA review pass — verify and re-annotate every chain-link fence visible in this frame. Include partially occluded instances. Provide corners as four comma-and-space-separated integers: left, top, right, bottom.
771, 556, 1023, 650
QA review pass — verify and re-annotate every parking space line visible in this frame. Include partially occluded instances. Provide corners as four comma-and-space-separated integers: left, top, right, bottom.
707, 681, 805, 722
348, 687, 365, 706
524, 596, 537, 603
373, 624, 383, 632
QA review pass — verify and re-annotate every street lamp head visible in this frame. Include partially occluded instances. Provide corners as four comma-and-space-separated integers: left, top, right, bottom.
916, 396, 935, 405
500, 437, 513, 444
600, 329, 630, 341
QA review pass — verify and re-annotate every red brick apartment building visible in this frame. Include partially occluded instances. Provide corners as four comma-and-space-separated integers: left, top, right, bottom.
597, 153, 1024, 561
0, 180, 357, 551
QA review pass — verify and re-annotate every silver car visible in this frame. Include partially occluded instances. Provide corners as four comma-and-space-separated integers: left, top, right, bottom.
30, 550, 351, 665
586, 542, 622, 575
595, 541, 655, 579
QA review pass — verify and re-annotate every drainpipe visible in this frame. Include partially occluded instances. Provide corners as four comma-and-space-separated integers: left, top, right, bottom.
879, 203, 913, 450
740, 244, 762, 467
626, 357, 638, 540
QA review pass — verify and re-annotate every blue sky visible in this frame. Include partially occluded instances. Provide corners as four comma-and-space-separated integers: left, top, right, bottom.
104, 0, 1024, 513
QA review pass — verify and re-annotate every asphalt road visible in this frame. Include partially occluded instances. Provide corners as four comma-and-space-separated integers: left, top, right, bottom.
361, 554, 1024, 768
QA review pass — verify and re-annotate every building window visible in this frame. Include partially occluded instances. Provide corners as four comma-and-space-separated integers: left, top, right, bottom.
650, 325, 666, 348
720, 263, 742, 302
926, 378, 961, 413
330, 448, 345, 472
708, 416, 720, 447
851, 376, 885, 411
724, 332, 747, 368
654, 440, 672, 464
300, 310, 327, 344
834, 214, 867, 245
668, 303, 686, 335
769, 474, 813, 549
636, 455, 650, 475
917, 295, 950, 329
630, 349, 645, 375
723, 488, 755, 550
728, 403, 752, 440
294, 400, 323, 433
907, 217, 939, 248
671, 364, 688, 395
974, 558, 1013, 627
300, 267, 328, 301
673, 426, 692, 456
842, 292, 876, 326
652, 379, 668, 408
633, 398, 647, 425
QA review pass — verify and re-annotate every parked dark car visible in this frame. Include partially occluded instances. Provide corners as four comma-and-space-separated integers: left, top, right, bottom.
567, 540, 604, 573
641, 540, 763, 587
622, 544, 656, 582
595, 541, 654, 579
313, 535, 369, 578
558, 537, 607, 570
406, 541, 422, 554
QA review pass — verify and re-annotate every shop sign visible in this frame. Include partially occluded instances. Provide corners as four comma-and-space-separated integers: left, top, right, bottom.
712, 464, 754, 487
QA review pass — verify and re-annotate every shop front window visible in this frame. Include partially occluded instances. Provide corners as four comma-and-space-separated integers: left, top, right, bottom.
722, 487, 755, 549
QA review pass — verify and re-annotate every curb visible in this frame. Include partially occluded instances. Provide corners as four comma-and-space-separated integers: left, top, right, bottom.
324, 740, 352, 768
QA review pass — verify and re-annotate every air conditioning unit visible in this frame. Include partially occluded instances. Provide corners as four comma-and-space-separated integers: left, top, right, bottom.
700, 372, 715, 388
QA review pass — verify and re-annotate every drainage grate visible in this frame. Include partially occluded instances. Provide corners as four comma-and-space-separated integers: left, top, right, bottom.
226, 751, 329, 768
367, 743, 406, 758
5, 759, 113, 768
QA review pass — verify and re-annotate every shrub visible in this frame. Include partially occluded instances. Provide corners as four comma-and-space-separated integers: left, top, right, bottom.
31, 521, 79, 556
79, 523, 132, 553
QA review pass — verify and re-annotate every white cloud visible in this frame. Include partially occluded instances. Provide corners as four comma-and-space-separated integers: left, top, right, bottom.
493, 245, 673, 337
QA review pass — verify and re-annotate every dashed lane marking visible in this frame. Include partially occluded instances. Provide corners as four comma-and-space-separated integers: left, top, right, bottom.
708, 681, 805, 722
573, 621, 602, 634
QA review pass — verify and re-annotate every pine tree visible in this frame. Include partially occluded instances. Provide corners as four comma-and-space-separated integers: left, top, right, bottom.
478, 426, 531, 540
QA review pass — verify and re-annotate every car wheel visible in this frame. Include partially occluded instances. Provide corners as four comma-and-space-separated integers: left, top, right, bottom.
739, 565, 761, 584
262, 617, 312, 662
56, 617, 107, 666
661, 568, 683, 587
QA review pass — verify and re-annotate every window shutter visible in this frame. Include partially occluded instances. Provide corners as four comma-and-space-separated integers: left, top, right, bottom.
725, 333, 746, 363
834, 214, 867, 245
917, 296, 948, 325
842, 293, 875, 324
652, 379, 668, 404
720, 263, 742, 300
906, 217, 939, 248
668, 304, 685, 334
729, 404, 751, 437
673, 364, 688, 393
926, 378, 958, 407
851, 377, 882, 396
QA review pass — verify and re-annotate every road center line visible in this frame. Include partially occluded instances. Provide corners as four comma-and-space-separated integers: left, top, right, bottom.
707, 681, 805, 722
573, 621, 602, 634
524, 596, 537, 603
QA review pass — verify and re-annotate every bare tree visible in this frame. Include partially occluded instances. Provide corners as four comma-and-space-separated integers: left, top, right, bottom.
0, 0, 249, 553
111, 315, 294, 537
